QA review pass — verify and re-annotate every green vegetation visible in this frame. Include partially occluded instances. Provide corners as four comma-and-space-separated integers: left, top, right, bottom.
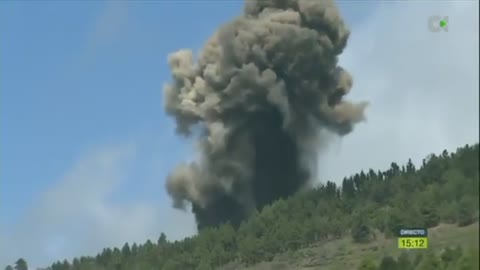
5, 144, 478, 270
234, 221, 478, 270
358, 245, 479, 270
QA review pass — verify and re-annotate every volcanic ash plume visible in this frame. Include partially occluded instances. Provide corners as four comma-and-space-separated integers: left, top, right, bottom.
163, 0, 368, 230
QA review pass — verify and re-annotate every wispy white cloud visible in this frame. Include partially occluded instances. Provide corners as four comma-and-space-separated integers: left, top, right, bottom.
79, 0, 129, 65
88, 1, 128, 46
0, 142, 195, 268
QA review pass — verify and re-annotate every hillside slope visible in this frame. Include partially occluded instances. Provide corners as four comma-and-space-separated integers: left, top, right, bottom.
224, 222, 478, 270
5, 143, 479, 270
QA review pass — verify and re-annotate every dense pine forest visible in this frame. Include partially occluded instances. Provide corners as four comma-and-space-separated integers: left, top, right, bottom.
6, 144, 479, 270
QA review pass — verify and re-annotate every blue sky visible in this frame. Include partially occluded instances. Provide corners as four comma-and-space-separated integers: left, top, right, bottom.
0, 0, 240, 224
1, 1, 478, 268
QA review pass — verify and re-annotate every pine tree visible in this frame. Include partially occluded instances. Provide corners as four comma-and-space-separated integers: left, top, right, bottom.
351, 210, 372, 243
121, 242, 131, 257
157, 232, 168, 247
14, 259, 27, 270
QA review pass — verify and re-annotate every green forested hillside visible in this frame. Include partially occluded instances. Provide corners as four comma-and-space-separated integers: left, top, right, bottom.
6, 144, 479, 270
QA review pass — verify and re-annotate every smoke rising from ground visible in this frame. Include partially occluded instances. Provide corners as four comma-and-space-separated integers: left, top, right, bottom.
163, 0, 367, 230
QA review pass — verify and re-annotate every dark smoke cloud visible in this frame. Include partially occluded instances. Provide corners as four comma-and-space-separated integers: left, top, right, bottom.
163, 0, 367, 230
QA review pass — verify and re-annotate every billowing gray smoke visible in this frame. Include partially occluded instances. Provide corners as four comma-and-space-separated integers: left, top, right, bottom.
163, 0, 367, 230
